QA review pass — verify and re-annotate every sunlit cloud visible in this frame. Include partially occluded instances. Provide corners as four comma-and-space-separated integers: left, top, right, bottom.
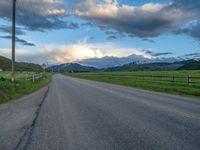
43, 43, 152, 64
0, 42, 154, 64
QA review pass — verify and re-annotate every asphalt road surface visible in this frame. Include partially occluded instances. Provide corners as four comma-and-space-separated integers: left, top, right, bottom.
1, 74, 200, 150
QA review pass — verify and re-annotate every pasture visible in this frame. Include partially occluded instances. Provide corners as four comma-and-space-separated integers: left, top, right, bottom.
66, 70, 200, 98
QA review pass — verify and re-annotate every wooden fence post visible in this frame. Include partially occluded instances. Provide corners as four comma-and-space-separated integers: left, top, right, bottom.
172, 74, 175, 83
188, 75, 191, 85
32, 73, 35, 83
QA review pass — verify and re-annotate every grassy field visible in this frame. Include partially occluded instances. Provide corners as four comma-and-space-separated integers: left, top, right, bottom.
66, 70, 200, 98
0, 72, 52, 104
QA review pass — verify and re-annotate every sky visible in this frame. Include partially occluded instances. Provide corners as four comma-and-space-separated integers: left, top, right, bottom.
0, 0, 200, 65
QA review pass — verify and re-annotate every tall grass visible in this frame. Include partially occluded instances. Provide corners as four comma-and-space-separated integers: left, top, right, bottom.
0, 72, 52, 104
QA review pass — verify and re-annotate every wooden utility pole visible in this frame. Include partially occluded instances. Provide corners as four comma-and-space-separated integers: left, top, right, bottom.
11, 0, 16, 82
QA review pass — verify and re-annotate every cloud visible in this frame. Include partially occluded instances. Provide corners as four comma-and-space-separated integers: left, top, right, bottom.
152, 52, 173, 57
1, 0, 200, 41
141, 38, 155, 43
105, 30, 125, 40
78, 54, 148, 68
81, 22, 94, 27
73, 0, 192, 38
0, 0, 79, 31
41, 43, 152, 64
0, 41, 161, 64
0, 25, 26, 35
174, 20, 200, 41
0, 41, 183, 68
172, 0, 200, 13
183, 52, 200, 58
168, 0, 200, 41
144, 50, 173, 57
69, 0, 200, 41
0, 35, 35, 46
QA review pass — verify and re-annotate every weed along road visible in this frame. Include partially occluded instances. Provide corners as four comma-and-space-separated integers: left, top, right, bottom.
1, 74, 200, 150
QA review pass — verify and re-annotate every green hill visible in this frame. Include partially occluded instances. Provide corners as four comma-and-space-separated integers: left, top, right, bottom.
178, 60, 200, 70
105, 61, 191, 71
0, 56, 43, 72
48, 63, 99, 72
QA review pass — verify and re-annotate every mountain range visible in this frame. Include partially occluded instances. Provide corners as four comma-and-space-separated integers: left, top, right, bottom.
0, 54, 199, 72
49, 60, 200, 72
49, 53, 200, 72
178, 60, 200, 70
104, 60, 197, 71
77, 54, 196, 69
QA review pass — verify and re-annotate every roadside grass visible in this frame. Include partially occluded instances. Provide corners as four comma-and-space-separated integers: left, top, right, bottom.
0, 72, 52, 104
65, 71, 200, 98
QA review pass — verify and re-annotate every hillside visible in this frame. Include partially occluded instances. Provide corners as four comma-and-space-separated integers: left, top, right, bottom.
0, 56, 43, 72
178, 60, 200, 70
48, 63, 99, 72
105, 60, 192, 71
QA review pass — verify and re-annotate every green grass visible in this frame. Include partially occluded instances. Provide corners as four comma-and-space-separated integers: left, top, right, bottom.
0, 72, 52, 104
65, 71, 200, 98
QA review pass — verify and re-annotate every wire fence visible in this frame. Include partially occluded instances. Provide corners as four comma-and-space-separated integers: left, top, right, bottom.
83, 74, 200, 85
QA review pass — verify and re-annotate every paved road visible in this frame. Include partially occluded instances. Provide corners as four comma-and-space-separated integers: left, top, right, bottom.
0, 75, 200, 150
1, 74, 200, 150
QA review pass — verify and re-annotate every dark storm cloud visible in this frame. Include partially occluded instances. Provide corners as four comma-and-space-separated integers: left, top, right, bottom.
0, 35, 36, 46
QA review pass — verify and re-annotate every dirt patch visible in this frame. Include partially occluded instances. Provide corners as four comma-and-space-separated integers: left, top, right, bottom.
0, 90, 7, 97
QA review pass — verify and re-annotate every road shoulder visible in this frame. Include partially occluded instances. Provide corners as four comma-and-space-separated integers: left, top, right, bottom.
0, 86, 49, 150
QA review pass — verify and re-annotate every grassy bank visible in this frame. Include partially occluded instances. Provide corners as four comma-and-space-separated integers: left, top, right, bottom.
66, 71, 200, 98
0, 72, 52, 104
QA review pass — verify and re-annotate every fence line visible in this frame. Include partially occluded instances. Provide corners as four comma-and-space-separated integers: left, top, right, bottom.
82, 74, 200, 85
26, 73, 44, 82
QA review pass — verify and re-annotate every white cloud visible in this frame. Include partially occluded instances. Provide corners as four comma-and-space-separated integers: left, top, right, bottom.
0, 42, 152, 64
47, 9, 66, 16
42, 43, 150, 64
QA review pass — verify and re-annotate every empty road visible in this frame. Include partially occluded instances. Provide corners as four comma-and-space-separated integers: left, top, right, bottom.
1, 74, 200, 150
25, 74, 200, 150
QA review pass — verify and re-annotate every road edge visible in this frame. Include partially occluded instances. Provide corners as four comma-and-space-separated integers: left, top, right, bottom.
14, 85, 50, 150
